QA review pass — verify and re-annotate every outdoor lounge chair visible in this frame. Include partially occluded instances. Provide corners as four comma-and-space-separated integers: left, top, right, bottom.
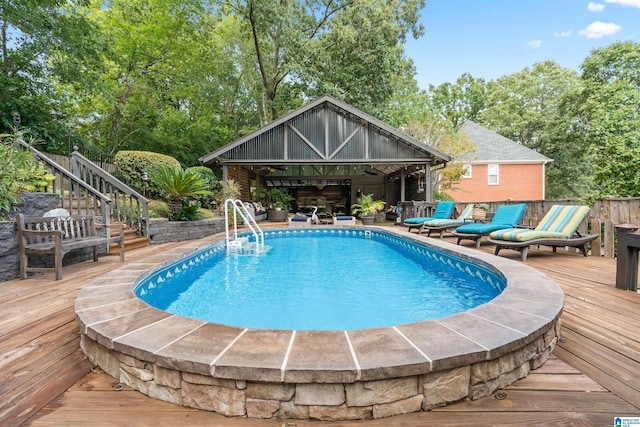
487, 205, 599, 261
333, 215, 357, 226
403, 201, 456, 233
288, 215, 311, 226
451, 203, 527, 248
420, 203, 474, 237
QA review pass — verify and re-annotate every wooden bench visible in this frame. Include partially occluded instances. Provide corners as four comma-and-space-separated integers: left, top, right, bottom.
16, 213, 125, 280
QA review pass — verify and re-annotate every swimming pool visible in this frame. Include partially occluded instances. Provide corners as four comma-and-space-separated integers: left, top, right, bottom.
75, 225, 564, 421
136, 229, 505, 330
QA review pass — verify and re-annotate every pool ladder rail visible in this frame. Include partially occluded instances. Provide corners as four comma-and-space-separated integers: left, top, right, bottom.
223, 199, 268, 256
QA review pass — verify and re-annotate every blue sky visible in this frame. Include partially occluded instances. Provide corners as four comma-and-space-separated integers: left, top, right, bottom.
405, 0, 640, 89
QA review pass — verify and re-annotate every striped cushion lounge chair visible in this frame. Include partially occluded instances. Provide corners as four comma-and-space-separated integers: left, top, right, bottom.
420, 204, 475, 237
404, 201, 456, 233
451, 203, 527, 248
487, 205, 599, 261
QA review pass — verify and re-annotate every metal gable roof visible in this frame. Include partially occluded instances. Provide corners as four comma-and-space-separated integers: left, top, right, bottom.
199, 95, 451, 167
457, 120, 552, 163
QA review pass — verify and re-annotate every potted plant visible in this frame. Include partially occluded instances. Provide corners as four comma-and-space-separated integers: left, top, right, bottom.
472, 203, 490, 220
252, 185, 269, 205
351, 193, 385, 226
266, 188, 293, 221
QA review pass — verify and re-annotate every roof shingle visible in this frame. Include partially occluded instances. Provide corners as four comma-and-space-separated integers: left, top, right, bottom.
457, 120, 552, 163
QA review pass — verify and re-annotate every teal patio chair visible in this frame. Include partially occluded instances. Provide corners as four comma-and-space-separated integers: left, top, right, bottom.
419, 203, 475, 238
451, 203, 527, 248
403, 201, 456, 233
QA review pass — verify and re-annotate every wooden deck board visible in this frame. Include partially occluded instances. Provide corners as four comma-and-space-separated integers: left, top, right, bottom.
3, 228, 640, 426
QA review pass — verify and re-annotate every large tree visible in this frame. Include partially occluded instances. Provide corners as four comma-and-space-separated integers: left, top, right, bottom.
403, 114, 475, 200
427, 73, 487, 129
76, 0, 251, 165
219, 0, 425, 122
479, 61, 592, 199
0, 0, 101, 150
578, 41, 640, 197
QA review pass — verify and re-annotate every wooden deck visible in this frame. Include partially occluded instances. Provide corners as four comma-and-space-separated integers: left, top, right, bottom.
2, 228, 640, 426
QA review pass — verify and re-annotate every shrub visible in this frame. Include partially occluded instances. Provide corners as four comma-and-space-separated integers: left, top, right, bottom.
0, 129, 54, 219
148, 199, 171, 218
114, 150, 181, 198
185, 166, 220, 209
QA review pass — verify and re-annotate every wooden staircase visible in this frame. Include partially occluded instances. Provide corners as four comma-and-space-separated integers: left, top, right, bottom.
110, 226, 149, 253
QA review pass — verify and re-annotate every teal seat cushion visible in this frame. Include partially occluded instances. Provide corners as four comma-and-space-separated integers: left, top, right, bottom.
405, 201, 456, 225
489, 229, 568, 242
431, 201, 456, 219
404, 217, 434, 225
422, 219, 463, 227
455, 223, 513, 234
489, 203, 527, 225
455, 203, 527, 235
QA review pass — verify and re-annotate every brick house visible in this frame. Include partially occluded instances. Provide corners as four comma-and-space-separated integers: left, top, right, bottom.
446, 120, 552, 203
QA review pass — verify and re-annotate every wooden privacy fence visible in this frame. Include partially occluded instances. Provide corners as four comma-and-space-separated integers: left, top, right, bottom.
456, 198, 640, 258
402, 198, 640, 258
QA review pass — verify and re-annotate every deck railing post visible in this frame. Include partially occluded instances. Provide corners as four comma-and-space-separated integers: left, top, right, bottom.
615, 224, 640, 291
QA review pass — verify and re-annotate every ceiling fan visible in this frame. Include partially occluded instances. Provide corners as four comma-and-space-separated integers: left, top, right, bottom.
255, 165, 288, 173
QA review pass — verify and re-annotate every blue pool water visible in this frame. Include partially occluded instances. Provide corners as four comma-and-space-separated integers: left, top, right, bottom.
137, 229, 505, 330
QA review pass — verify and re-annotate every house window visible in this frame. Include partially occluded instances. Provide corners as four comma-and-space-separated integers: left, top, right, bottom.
462, 164, 472, 178
488, 164, 499, 185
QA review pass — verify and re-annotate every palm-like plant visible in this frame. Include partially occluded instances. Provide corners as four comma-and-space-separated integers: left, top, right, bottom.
351, 194, 385, 217
221, 179, 242, 201
148, 165, 212, 219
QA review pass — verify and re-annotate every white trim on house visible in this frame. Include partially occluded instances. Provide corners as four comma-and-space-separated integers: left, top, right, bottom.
488, 164, 499, 185
462, 164, 472, 178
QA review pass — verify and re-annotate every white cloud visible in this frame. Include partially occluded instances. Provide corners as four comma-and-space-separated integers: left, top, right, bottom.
588, 2, 606, 11
579, 21, 622, 38
527, 40, 542, 48
604, 0, 640, 8
553, 30, 573, 37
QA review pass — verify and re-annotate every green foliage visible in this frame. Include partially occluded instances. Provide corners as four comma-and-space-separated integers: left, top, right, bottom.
114, 150, 181, 197
267, 188, 294, 211
403, 115, 475, 199
148, 164, 212, 219
592, 137, 640, 197
0, 129, 54, 219
247, 185, 293, 210
479, 61, 592, 198
148, 199, 171, 219
219, 179, 243, 202
578, 41, 640, 197
173, 200, 204, 221
185, 166, 220, 209
0, 0, 105, 150
4, 0, 639, 204
427, 73, 488, 129
351, 194, 385, 217
251, 185, 270, 204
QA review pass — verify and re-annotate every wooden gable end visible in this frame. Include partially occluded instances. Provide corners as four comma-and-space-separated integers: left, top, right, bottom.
219, 104, 433, 163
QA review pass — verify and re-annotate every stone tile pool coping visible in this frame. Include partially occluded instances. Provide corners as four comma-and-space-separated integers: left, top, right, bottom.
74, 227, 564, 420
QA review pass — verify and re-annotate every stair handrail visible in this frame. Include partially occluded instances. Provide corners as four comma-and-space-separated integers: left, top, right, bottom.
224, 199, 264, 254
70, 147, 149, 236
16, 140, 113, 226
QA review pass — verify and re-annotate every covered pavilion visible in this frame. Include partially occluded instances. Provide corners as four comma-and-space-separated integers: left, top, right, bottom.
200, 95, 450, 217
